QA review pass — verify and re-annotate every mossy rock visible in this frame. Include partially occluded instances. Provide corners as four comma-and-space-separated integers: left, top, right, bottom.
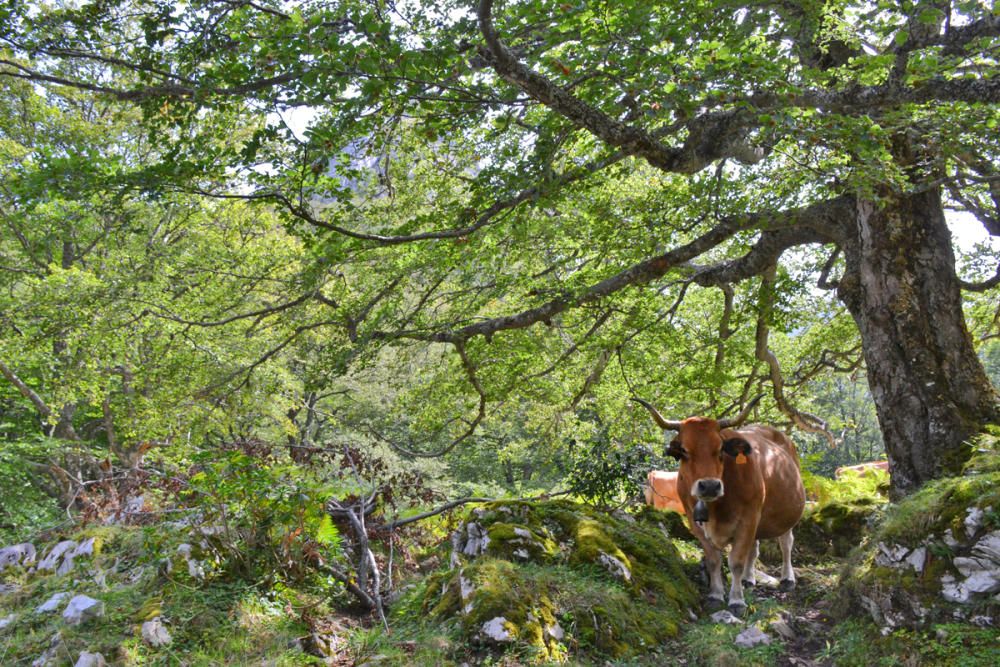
835, 432, 1000, 630
630, 504, 697, 543
414, 499, 699, 663
484, 522, 560, 563
0, 524, 316, 666
792, 497, 885, 560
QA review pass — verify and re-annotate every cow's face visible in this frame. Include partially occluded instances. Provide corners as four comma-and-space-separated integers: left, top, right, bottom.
666, 418, 752, 502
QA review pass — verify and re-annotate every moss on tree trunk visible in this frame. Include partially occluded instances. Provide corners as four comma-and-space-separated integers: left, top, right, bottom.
837, 188, 1000, 497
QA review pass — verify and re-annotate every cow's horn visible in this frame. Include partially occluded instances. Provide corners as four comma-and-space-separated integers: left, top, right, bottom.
631, 397, 683, 431
717, 394, 764, 429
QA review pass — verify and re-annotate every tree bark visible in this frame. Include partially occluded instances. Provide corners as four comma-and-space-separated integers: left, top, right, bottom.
837, 188, 1000, 496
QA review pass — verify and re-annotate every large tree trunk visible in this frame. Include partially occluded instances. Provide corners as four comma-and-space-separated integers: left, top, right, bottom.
837, 188, 1000, 496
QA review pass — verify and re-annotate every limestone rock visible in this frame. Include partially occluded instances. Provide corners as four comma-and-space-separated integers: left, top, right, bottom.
953, 556, 1000, 595
943, 528, 961, 549
905, 546, 927, 574
873, 541, 930, 573
874, 542, 910, 568
734, 626, 772, 648
176, 543, 206, 580
973, 531, 1000, 564
0, 543, 37, 571
460, 572, 475, 615
75, 652, 107, 667
32, 632, 63, 667
480, 616, 513, 642
597, 550, 632, 581
940, 530, 1000, 603
941, 574, 970, 604
63, 595, 105, 625
58, 538, 96, 576
770, 618, 796, 640
119, 494, 145, 520
141, 617, 172, 647
964, 506, 986, 538
424, 499, 699, 662
463, 522, 490, 557
36, 541, 77, 572
0, 613, 15, 631
710, 609, 743, 625
36, 592, 71, 614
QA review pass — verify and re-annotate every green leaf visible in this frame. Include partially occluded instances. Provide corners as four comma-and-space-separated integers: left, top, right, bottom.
316, 514, 340, 546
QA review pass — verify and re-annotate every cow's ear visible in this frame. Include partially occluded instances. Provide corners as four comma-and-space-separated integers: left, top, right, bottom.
666, 439, 686, 460
722, 437, 752, 458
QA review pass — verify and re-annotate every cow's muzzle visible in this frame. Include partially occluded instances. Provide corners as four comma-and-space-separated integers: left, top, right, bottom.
693, 478, 724, 501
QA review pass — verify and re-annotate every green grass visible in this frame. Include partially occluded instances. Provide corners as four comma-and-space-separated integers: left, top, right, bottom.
673, 598, 787, 667
0, 524, 322, 666
818, 618, 1000, 667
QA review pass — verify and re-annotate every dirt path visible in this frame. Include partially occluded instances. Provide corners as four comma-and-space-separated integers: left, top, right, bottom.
653, 559, 846, 667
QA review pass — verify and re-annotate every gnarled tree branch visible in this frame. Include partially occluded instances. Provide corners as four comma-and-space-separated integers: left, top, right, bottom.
755, 264, 835, 445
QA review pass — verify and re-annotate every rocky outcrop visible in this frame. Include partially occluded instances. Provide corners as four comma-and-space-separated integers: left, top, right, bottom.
33, 538, 96, 576
74, 652, 107, 667
794, 498, 884, 559
141, 617, 172, 647
0, 543, 37, 571
838, 437, 1000, 631
62, 595, 104, 625
36, 592, 71, 614
418, 499, 698, 662
734, 626, 772, 648
36, 541, 77, 573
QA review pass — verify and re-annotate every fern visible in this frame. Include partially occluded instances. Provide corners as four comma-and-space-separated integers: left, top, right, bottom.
315, 514, 341, 548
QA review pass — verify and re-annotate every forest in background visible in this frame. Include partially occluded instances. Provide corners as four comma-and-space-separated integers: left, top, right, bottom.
4, 67, 995, 539
2, 0, 999, 540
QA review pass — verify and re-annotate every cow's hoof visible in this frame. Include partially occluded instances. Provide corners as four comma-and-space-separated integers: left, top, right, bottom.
742, 580, 755, 589
706, 597, 726, 612
779, 578, 796, 592
728, 602, 747, 617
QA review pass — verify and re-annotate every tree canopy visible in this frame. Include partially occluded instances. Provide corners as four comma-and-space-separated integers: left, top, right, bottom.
1, 1, 999, 496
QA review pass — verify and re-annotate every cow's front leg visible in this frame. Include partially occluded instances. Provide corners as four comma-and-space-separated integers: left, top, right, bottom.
727, 532, 757, 616
703, 543, 725, 608
690, 517, 726, 609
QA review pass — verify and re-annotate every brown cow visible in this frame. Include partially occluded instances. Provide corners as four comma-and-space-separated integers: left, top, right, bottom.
634, 397, 805, 616
835, 460, 889, 479
644, 470, 685, 514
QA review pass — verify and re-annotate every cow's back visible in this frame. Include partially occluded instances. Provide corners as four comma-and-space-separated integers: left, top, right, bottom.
646, 470, 684, 513
731, 425, 805, 540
